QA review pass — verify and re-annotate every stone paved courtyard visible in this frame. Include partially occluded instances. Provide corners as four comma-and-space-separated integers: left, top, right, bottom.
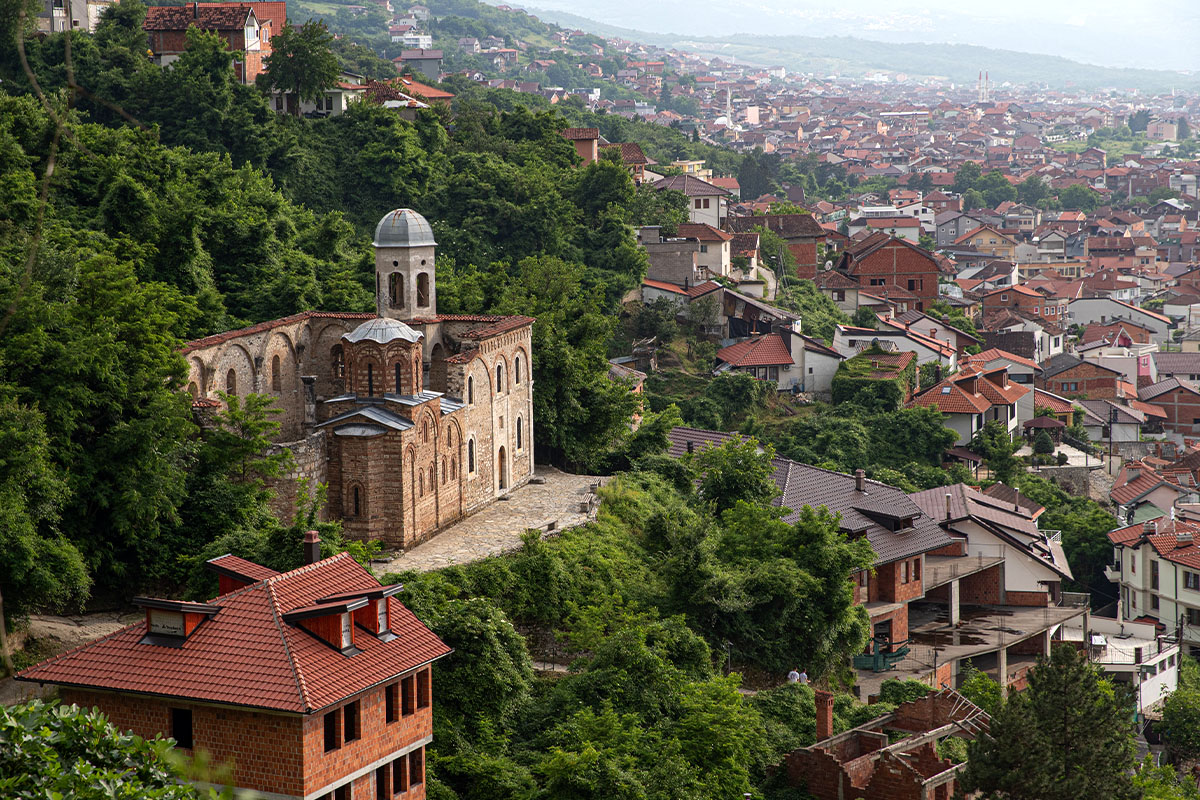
373, 467, 604, 575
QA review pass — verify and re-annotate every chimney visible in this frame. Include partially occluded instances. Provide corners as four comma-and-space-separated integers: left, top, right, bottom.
304, 530, 321, 565
934, 364, 942, 383
1143, 520, 1156, 536
855, 469, 865, 493
945, 492, 952, 521
1179, 530, 1194, 548
815, 689, 835, 741
687, 440, 694, 454
192, 1, 198, 18
1014, 487, 1020, 512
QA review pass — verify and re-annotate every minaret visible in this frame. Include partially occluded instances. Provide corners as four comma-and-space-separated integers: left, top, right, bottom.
372, 209, 438, 322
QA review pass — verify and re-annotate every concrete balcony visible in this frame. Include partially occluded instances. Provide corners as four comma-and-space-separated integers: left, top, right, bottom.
923, 555, 1006, 591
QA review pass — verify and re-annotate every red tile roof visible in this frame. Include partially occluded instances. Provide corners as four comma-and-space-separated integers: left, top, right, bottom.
676, 222, 733, 243
716, 334, 794, 367
561, 127, 600, 140
909, 379, 990, 415
964, 348, 1039, 372
183, 311, 376, 353
144, 3, 254, 31
16, 554, 450, 713
1032, 389, 1074, 414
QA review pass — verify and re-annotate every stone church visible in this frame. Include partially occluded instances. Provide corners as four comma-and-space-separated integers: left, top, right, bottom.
182, 209, 535, 547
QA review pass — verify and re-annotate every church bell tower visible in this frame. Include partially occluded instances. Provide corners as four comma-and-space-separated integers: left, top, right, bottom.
372, 208, 438, 321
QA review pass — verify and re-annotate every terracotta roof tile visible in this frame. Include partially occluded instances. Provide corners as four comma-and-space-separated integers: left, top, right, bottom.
716, 334, 794, 367
16, 554, 450, 713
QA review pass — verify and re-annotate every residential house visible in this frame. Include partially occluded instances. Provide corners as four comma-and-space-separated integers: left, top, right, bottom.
144, 1, 283, 84
1140, 378, 1200, 438
1106, 516, 1200, 656
1108, 459, 1194, 520
832, 324, 957, 370
1037, 353, 1125, 399
37, 0, 115, 32
16, 544, 450, 800
908, 365, 1028, 444
726, 213, 826, 279
836, 232, 941, 311
395, 49, 442, 78
714, 326, 843, 397
654, 174, 730, 228
980, 284, 1069, 323
676, 222, 733, 278
955, 225, 1019, 261
813, 269, 864, 315
1154, 353, 1200, 384
1060, 615, 1179, 714
1067, 298, 1172, 343
887, 310, 982, 356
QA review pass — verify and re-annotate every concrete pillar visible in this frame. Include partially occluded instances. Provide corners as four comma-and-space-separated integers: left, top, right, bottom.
998, 647, 1008, 698
1043, 629, 1052, 657
949, 579, 961, 627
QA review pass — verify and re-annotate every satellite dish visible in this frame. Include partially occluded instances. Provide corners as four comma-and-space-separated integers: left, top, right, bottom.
824, 260, 833, 270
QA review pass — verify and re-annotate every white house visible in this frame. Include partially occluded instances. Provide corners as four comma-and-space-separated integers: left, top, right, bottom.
1107, 516, 1200, 658
653, 174, 730, 228
1068, 298, 1172, 343
1061, 616, 1179, 714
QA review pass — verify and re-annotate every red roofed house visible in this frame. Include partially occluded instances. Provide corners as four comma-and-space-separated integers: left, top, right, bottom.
980, 284, 1069, 322
17, 543, 450, 800
180, 209, 536, 549
1107, 515, 1200, 656
834, 232, 940, 311
561, 127, 600, 164
1140, 377, 1200, 436
143, 1, 285, 83
715, 326, 843, 397
726, 213, 826, 279
909, 364, 1029, 443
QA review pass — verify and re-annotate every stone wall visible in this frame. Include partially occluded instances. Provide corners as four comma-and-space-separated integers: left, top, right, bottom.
1035, 465, 1092, 498
265, 430, 328, 523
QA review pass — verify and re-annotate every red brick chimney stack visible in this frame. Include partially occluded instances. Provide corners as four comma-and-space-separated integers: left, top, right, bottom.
855, 469, 865, 493
303, 530, 321, 565
815, 689, 835, 741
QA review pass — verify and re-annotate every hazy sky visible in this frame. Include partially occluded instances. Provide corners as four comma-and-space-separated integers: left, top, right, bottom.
525, 0, 1200, 72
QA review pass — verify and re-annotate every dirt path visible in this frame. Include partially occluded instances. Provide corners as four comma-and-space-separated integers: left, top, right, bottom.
2, 611, 141, 706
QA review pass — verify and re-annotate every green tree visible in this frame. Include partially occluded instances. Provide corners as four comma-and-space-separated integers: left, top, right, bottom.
971, 421, 1021, 484
0, 395, 89, 674
977, 170, 1017, 207
962, 644, 1138, 800
1160, 688, 1200, 763
953, 161, 982, 193
1017, 176, 1049, 206
1059, 183, 1100, 212
257, 20, 340, 116
1032, 429, 1055, 455
692, 436, 778, 513
961, 188, 986, 211
958, 661, 1002, 715
0, 700, 221, 799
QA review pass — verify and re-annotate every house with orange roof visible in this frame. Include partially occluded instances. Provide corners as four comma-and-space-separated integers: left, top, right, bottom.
17, 541, 449, 800
832, 322, 957, 371
954, 225, 1019, 261
980, 284, 1069, 322
714, 328, 843, 397
908, 364, 1029, 443
1106, 515, 1200, 656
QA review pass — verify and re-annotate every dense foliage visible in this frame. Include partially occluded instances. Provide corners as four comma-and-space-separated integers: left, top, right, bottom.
382, 456, 881, 799
0, 700, 227, 799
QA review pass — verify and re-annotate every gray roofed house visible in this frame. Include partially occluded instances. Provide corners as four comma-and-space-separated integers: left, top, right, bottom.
665, 426, 952, 566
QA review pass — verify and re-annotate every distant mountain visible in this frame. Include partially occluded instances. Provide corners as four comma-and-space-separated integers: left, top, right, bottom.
526, 6, 1200, 93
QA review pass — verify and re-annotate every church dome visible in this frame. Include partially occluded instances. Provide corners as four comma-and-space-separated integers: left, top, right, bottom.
343, 317, 423, 345
373, 209, 437, 248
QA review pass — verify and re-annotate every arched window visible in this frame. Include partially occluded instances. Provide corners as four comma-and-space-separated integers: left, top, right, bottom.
413, 354, 422, 390
516, 416, 523, 450
331, 345, 345, 379
187, 382, 198, 398
468, 439, 476, 473
515, 355, 522, 384
226, 369, 237, 395
271, 355, 281, 392
367, 363, 375, 396
395, 362, 403, 394
428, 465, 435, 491
450, 457, 457, 480
467, 376, 474, 405
441, 461, 446, 484
419, 472, 424, 496
351, 486, 360, 517
496, 364, 505, 394
422, 420, 429, 443
388, 273, 404, 308
416, 273, 430, 307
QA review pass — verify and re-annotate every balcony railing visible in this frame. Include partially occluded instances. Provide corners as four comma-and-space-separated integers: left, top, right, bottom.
1060, 592, 1090, 608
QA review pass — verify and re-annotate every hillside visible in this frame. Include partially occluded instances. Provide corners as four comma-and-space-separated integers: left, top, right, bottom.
527, 6, 1200, 92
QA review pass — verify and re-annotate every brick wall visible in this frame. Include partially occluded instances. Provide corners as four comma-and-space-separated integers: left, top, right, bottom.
1005, 590, 1049, 607
848, 240, 940, 306
1148, 386, 1200, 436
870, 559, 924, 604
960, 564, 1004, 605
1035, 362, 1120, 399
264, 430, 328, 523
302, 667, 432, 798
59, 688, 306, 797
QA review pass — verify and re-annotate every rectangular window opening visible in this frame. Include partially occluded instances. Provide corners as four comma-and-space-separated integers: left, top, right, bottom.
344, 700, 361, 743
324, 710, 341, 752
171, 708, 193, 750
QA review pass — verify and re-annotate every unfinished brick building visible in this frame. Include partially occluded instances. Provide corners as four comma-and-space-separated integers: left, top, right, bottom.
18, 541, 450, 799
181, 209, 535, 548
783, 689, 990, 800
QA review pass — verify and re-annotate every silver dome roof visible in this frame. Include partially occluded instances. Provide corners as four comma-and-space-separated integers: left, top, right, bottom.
343, 318, 423, 345
373, 209, 437, 248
